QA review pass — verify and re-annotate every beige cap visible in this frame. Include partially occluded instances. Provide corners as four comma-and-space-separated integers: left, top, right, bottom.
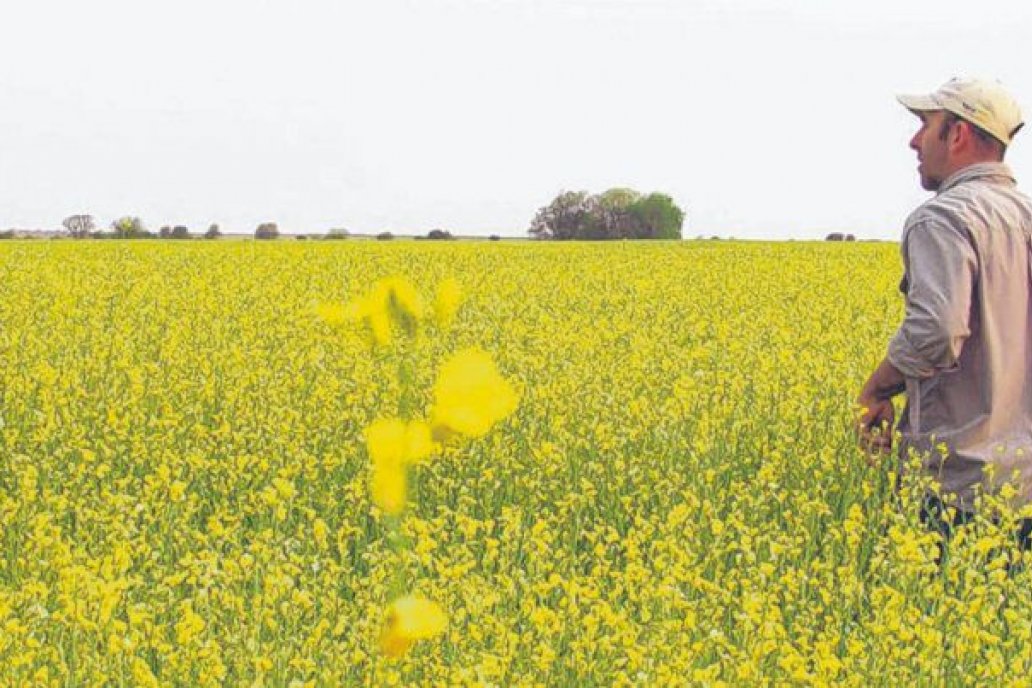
897, 77, 1024, 146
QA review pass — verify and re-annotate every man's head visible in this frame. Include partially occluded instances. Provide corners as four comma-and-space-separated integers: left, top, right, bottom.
897, 78, 1024, 191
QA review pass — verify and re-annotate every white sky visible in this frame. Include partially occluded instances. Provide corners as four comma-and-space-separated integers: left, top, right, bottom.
1, 0, 1030, 239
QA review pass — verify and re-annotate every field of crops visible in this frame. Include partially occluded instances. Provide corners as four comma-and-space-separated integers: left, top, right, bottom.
2, 240, 1031, 686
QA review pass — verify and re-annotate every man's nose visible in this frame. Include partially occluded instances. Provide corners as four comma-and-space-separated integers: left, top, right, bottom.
909, 131, 921, 151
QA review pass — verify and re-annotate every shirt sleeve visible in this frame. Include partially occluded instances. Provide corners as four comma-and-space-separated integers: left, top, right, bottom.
887, 217, 978, 378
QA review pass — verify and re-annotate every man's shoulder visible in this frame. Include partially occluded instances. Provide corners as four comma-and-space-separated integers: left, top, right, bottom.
903, 197, 963, 234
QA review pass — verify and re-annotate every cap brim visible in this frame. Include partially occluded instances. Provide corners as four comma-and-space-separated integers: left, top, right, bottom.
896, 93, 939, 112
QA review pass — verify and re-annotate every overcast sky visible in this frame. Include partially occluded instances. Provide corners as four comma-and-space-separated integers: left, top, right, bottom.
2, 0, 1030, 239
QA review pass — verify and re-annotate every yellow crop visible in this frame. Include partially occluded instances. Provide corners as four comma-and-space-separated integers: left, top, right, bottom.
0, 239, 1029, 685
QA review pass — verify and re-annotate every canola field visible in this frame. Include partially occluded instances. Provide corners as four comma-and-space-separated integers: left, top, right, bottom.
1, 240, 1031, 686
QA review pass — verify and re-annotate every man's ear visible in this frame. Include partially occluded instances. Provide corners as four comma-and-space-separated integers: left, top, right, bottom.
951, 119, 972, 151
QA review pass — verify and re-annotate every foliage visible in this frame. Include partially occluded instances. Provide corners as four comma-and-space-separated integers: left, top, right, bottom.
324, 228, 349, 240
204, 224, 222, 240
377, 231, 394, 241
529, 188, 684, 240
62, 214, 95, 239
425, 229, 453, 241
111, 216, 149, 239
3, 241, 1032, 685
255, 222, 279, 240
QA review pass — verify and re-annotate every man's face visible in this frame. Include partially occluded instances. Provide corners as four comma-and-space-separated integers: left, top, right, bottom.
908, 110, 953, 191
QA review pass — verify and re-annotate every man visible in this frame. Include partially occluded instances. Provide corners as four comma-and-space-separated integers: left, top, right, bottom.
857, 77, 1032, 528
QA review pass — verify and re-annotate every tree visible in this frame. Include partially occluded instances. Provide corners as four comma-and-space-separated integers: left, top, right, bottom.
377, 231, 394, 241
628, 193, 684, 239
596, 188, 643, 239
324, 228, 349, 240
529, 190, 593, 240
171, 225, 190, 239
426, 229, 454, 240
159, 225, 172, 239
529, 189, 685, 240
111, 216, 147, 239
255, 222, 279, 240
62, 214, 95, 239
204, 224, 222, 240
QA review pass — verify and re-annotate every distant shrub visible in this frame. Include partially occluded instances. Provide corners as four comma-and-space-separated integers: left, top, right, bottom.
255, 222, 279, 240
489, 234, 501, 241
426, 229, 454, 241
204, 224, 222, 240
377, 232, 394, 241
825, 232, 845, 242
324, 228, 349, 240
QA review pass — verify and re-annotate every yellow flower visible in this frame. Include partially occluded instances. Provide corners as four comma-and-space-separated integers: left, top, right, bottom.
314, 301, 347, 327
433, 277, 463, 329
379, 594, 447, 658
175, 605, 206, 645
431, 348, 519, 439
313, 518, 329, 550
383, 277, 425, 323
131, 658, 160, 688
366, 419, 437, 514
345, 277, 425, 346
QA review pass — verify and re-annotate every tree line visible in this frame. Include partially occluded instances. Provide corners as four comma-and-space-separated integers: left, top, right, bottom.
528, 188, 684, 240
61, 215, 224, 240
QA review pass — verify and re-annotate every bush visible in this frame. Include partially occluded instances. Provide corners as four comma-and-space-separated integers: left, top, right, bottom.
489, 234, 501, 241
377, 232, 394, 241
111, 216, 148, 239
324, 228, 349, 240
255, 222, 279, 240
529, 188, 684, 240
426, 229, 454, 241
62, 214, 95, 239
204, 224, 222, 240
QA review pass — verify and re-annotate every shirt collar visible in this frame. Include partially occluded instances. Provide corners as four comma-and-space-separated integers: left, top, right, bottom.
938, 162, 1016, 194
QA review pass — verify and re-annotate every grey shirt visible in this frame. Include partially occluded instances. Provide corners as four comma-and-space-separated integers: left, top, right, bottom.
888, 162, 1032, 508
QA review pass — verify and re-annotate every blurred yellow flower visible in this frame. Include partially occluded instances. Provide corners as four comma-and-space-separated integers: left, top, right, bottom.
367, 419, 437, 514
314, 302, 347, 327
379, 594, 447, 658
346, 277, 425, 346
384, 277, 425, 324
433, 277, 463, 329
431, 348, 519, 438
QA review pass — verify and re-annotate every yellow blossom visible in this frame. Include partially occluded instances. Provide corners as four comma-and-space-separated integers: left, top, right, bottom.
175, 605, 206, 645
366, 418, 436, 514
314, 301, 347, 327
345, 277, 425, 346
431, 348, 519, 438
433, 277, 463, 329
379, 595, 447, 658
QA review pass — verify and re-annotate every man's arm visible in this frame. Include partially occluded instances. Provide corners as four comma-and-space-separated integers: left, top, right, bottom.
856, 357, 905, 452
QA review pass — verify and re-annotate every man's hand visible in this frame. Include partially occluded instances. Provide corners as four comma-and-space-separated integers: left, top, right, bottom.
856, 357, 906, 459
857, 394, 895, 455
